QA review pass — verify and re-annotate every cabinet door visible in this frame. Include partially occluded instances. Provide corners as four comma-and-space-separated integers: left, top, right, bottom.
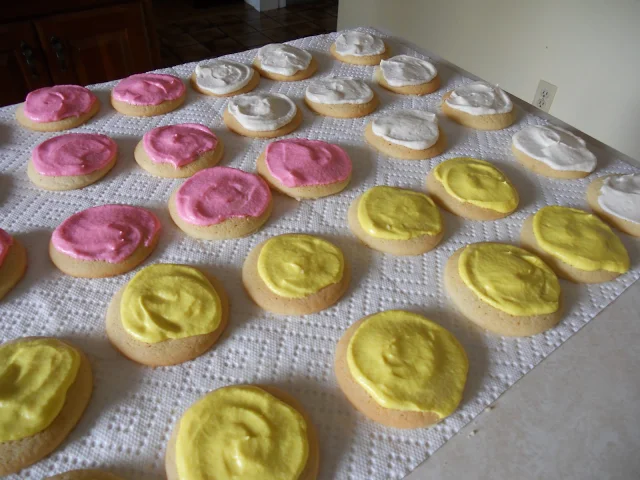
35, 2, 155, 86
0, 21, 52, 107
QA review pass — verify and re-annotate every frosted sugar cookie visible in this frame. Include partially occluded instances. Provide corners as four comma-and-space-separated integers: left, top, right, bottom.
106, 264, 229, 366
426, 157, 519, 220
0, 337, 92, 476
335, 310, 468, 428
242, 233, 350, 315
191, 59, 259, 97
587, 174, 640, 237
445, 242, 563, 336
223, 92, 302, 138
28, 133, 118, 190
374, 55, 440, 95
257, 138, 352, 199
512, 125, 597, 179
0, 228, 27, 300
169, 166, 272, 239
15, 85, 99, 132
111, 73, 186, 116
330, 31, 388, 65
364, 110, 446, 160
134, 123, 223, 178
46, 470, 125, 480
442, 82, 515, 130
520, 206, 630, 283
50, 204, 161, 278
253, 43, 317, 81
165, 384, 319, 480
305, 77, 378, 118
348, 186, 444, 255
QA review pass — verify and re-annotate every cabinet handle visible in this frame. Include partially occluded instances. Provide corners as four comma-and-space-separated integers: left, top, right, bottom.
20, 41, 39, 79
49, 36, 67, 71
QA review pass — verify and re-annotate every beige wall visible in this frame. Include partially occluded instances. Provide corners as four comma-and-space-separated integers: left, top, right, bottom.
338, 0, 640, 159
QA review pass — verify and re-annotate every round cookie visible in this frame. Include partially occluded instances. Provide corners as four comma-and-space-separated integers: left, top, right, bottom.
168, 166, 272, 240
0, 337, 93, 476
335, 310, 468, 428
444, 243, 563, 336
50, 204, 161, 278
253, 43, 317, 81
330, 31, 389, 65
223, 92, 302, 138
28, 133, 118, 191
191, 60, 260, 97
256, 138, 352, 200
304, 77, 378, 118
587, 174, 640, 237
242, 233, 350, 315
364, 110, 446, 160
426, 157, 519, 220
0, 229, 27, 300
441, 82, 515, 130
15, 85, 100, 132
520, 206, 630, 283
512, 125, 597, 179
165, 384, 319, 480
111, 73, 186, 117
348, 186, 444, 255
106, 264, 229, 366
373, 55, 440, 95
45, 470, 125, 480
134, 123, 223, 178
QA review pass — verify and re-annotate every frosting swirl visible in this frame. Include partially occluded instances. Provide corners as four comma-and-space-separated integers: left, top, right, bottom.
257, 44, 312, 76
371, 110, 439, 150
379, 55, 437, 86
112, 73, 185, 106
0, 228, 14, 266
23, 85, 97, 122
33, 133, 117, 177
335, 31, 385, 56
598, 174, 640, 224
227, 93, 297, 131
305, 77, 373, 105
51, 204, 161, 263
446, 82, 512, 116
194, 60, 254, 95
143, 123, 217, 168
175, 167, 271, 226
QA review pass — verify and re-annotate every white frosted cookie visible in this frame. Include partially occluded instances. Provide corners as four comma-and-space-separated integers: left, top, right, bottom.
587, 174, 640, 237
191, 60, 259, 97
365, 110, 446, 160
512, 125, 597, 179
374, 55, 440, 95
331, 31, 388, 65
253, 43, 317, 81
442, 82, 515, 130
305, 77, 378, 118
223, 92, 302, 138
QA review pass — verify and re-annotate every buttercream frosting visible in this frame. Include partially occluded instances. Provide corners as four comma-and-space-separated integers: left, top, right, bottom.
265, 138, 352, 187
513, 125, 597, 172
379, 55, 437, 86
371, 110, 439, 150
51, 204, 161, 263
194, 60, 254, 95
598, 174, 640, 224
33, 133, 117, 177
143, 123, 217, 168
227, 93, 297, 131
0, 228, 14, 267
112, 73, 185, 106
257, 43, 312, 76
23, 85, 97, 122
335, 31, 385, 57
305, 77, 373, 105
445, 82, 512, 116
175, 166, 271, 226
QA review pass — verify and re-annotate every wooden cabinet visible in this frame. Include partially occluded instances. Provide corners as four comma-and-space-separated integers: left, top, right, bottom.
0, 0, 159, 107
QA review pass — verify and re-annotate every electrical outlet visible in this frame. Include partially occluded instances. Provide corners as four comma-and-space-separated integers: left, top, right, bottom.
533, 80, 557, 112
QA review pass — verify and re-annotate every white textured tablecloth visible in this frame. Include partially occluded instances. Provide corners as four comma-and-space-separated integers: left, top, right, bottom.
1, 28, 639, 480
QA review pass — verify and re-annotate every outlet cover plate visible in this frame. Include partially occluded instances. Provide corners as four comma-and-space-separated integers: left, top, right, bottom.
533, 80, 557, 112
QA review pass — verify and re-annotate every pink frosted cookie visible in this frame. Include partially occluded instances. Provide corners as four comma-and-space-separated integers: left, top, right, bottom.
134, 123, 224, 178
15, 85, 100, 132
111, 73, 186, 117
257, 138, 352, 199
168, 166, 272, 239
50, 204, 161, 278
28, 133, 118, 191
0, 228, 27, 300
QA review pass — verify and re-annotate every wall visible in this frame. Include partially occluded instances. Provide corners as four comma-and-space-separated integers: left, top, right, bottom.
338, 0, 640, 159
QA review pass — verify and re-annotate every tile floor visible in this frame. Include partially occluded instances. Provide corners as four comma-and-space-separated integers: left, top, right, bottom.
154, 0, 339, 67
